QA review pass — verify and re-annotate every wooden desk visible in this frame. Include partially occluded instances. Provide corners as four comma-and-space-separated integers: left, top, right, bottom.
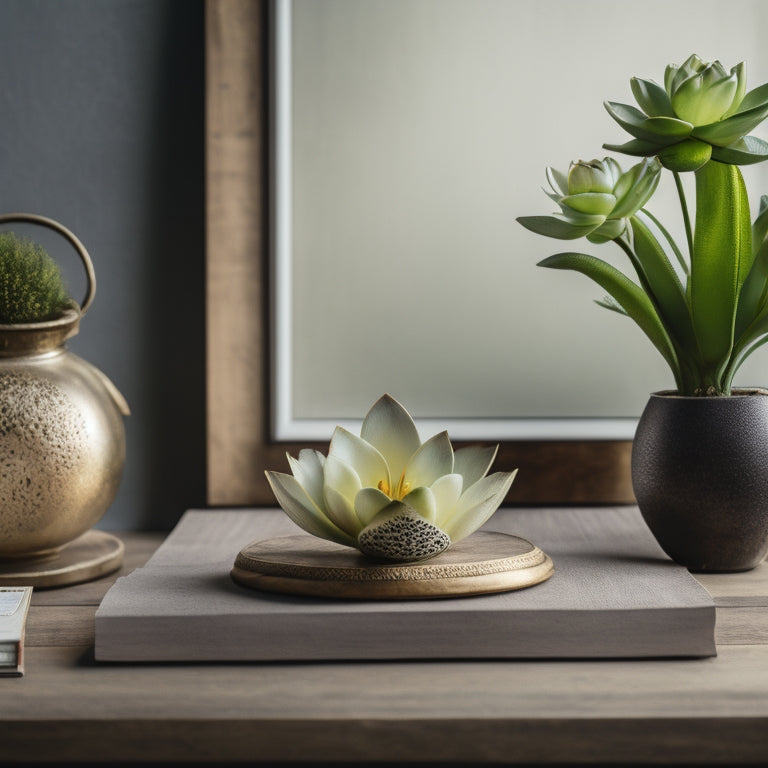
4, 529, 768, 766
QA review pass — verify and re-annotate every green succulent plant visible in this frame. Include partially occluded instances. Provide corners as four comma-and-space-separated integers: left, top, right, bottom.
0, 232, 74, 324
518, 54, 768, 397
603, 53, 768, 171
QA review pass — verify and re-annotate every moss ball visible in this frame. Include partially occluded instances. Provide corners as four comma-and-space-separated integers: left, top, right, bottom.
0, 232, 73, 324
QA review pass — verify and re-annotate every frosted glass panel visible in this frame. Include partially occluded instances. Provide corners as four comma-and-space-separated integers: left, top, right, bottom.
274, 0, 768, 439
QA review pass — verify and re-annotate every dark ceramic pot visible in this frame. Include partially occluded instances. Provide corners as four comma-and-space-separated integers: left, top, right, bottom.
632, 389, 768, 572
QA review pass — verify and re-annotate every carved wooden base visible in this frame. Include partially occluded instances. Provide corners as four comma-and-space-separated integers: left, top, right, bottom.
231, 530, 554, 599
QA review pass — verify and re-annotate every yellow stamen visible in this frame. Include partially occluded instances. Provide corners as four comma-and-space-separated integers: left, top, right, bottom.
377, 479, 390, 496
391, 469, 412, 500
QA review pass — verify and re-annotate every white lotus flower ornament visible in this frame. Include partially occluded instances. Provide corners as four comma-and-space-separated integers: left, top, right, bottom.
265, 394, 518, 563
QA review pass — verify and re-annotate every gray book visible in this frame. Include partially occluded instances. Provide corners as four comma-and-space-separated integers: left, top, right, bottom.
0, 586, 33, 676
94, 507, 716, 662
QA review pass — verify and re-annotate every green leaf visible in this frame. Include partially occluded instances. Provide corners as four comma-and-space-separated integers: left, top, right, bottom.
560, 193, 616, 216
538, 252, 680, 382
586, 219, 626, 243
516, 216, 595, 240
595, 295, 628, 315
735, 239, 768, 340
690, 162, 752, 380
629, 217, 699, 358
639, 207, 688, 276
737, 81, 768, 113
709, 136, 768, 165
558, 209, 607, 227
545, 166, 569, 196
604, 102, 693, 143
725, 331, 768, 392
611, 157, 662, 218
753, 195, 768, 253
630, 77, 674, 117
602, 138, 664, 157
734, 197, 768, 338
692, 102, 768, 146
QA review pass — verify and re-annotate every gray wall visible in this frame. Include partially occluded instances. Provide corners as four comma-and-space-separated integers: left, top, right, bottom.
0, 0, 206, 530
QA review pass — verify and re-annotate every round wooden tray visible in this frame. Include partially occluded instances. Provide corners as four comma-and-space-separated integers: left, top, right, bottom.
231, 530, 554, 599
0, 530, 124, 588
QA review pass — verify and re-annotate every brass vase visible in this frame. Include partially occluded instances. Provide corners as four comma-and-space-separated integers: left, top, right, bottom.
0, 213, 129, 560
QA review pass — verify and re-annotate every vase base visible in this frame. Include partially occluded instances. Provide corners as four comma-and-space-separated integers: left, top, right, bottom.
0, 530, 124, 588
231, 530, 554, 599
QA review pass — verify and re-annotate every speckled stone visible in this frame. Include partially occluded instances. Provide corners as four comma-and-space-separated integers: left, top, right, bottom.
357, 508, 451, 563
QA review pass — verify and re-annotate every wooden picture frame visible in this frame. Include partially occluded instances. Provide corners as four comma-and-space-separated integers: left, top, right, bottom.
204, 0, 634, 507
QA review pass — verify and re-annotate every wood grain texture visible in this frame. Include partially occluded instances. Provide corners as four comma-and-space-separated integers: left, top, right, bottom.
203, 0, 636, 507
26, 606, 95, 647
715, 607, 768, 645
697, 560, 768, 605
205, 0, 268, 505
21, 644, 763, 721
5, 530, 768, 765
30, 532, 161, 606
231, 530, 553, 598
3, 711, 768, 764
5, 645, 768, 763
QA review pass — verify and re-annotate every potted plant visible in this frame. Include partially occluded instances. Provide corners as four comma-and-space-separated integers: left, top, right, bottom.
0, 213, 129, 573
518, 54, 768, 572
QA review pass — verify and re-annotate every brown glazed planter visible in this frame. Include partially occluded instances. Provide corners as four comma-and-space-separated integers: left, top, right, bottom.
632, 389, 768, 572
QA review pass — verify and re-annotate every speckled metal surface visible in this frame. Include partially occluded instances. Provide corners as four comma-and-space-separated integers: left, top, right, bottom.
0, 313, 128, 558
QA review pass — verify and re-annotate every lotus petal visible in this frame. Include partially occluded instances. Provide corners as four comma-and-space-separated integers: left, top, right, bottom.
328, 426, 389, 489
453, 445, 497, 489
323, 454, 363, 535
265, 470, 354, 545
441, 470, 518, 543
354, 486, 392, 527
360, 394, 421, 484
429, 473, 463, 526
403, 431, 454, 490
401, 485, 437, 523
630, 77, 674, 117
287, 449, 326, 511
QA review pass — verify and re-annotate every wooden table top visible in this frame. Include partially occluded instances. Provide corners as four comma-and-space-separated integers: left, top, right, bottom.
4, 526, 768, 766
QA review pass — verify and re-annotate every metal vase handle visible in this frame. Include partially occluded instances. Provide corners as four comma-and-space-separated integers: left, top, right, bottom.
0, 212, 96, 316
